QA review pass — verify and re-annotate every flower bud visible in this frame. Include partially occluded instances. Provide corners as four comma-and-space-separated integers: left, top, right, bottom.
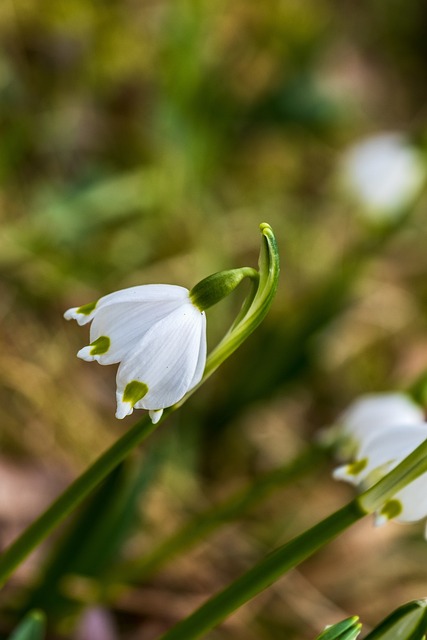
341, 132, 425, 223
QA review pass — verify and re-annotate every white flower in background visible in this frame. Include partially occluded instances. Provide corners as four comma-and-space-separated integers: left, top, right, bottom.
341, 132, 425, 221
333, 423, 427, 534
64, 284, 207, 423
335, 392, 424, 459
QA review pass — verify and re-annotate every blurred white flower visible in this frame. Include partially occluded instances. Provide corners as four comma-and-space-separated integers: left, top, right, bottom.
341, 132, 425, 220
332, 393, 427, 534
65, 284, 206, 423
334, 392, 424, 459
333, 423, 427, 533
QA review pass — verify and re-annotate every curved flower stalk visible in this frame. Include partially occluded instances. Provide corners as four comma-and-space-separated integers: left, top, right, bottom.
190, 222, 279, 391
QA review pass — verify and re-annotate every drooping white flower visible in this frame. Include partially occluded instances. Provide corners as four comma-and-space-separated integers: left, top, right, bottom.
334, 392, 425, 460
341, 132, 425, 221
333, 423, 427, 534
64, 284, 206, 423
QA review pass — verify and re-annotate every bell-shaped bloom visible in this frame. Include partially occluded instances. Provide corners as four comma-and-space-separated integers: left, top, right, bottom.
341, 132, 425, 222
333, 423, 427, 534
65, 284, 206, 423
332, 392, 424, 460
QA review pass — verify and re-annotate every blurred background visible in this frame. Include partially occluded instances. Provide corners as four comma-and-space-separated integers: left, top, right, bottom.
1, 0, 427, 638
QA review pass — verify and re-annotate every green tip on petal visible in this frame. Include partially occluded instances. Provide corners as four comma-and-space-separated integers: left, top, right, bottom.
347, 459, 368, 475
76, 301, 97, 315
89, 336, 111, 356
123, 380, 149, 407
379, 499, 402, 521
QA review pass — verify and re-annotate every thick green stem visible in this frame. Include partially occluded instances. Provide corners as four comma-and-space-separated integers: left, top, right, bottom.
159, 500, 366, 640
0, 416, 158, 587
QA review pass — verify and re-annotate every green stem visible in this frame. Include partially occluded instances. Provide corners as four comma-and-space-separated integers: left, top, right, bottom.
0, 415, 158, 587
359, 437, 427, 513
117, 445, 327, 582
159, 500, 366, 640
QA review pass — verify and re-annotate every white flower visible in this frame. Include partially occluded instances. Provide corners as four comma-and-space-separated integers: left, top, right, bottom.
341, 132, 425, 221
335, 392, 424, 459
333, 423, 427, 533
64, 284, 207, 423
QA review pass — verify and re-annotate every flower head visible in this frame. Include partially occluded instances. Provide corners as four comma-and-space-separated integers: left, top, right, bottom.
65, 284, 206, 423
341, 132, 425, 221
334, 392, 424, 460
331, 393, 427, 535
333, 423, 427, 532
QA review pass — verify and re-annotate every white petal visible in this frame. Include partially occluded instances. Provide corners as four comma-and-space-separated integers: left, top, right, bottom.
352, 424, 427, 489
64, 285, 188, 331
374, 512, 389, 528
394, 472, 427, 522
64, 306, 96, 326
77, 345, 98, 362
342, 133, 425, 217
149, 409, 163, 424
188, 311, 207, 388
94, 284, 188, 312
333, 423, 427, 518
87, 298, 187, 365
332, 465, 360, 485
115, 399, 134, 420
116, 303, 205, 412
338, 393, 424, 457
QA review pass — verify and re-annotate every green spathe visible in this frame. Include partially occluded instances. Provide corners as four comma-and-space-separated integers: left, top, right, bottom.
190, 268, 259, 311
123, 381, 149, 406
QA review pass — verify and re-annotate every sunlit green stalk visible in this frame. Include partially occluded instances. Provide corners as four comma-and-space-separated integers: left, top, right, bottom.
159, 500, 366, 640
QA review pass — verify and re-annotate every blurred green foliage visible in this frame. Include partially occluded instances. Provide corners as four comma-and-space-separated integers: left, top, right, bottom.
1, 0, 427, 638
